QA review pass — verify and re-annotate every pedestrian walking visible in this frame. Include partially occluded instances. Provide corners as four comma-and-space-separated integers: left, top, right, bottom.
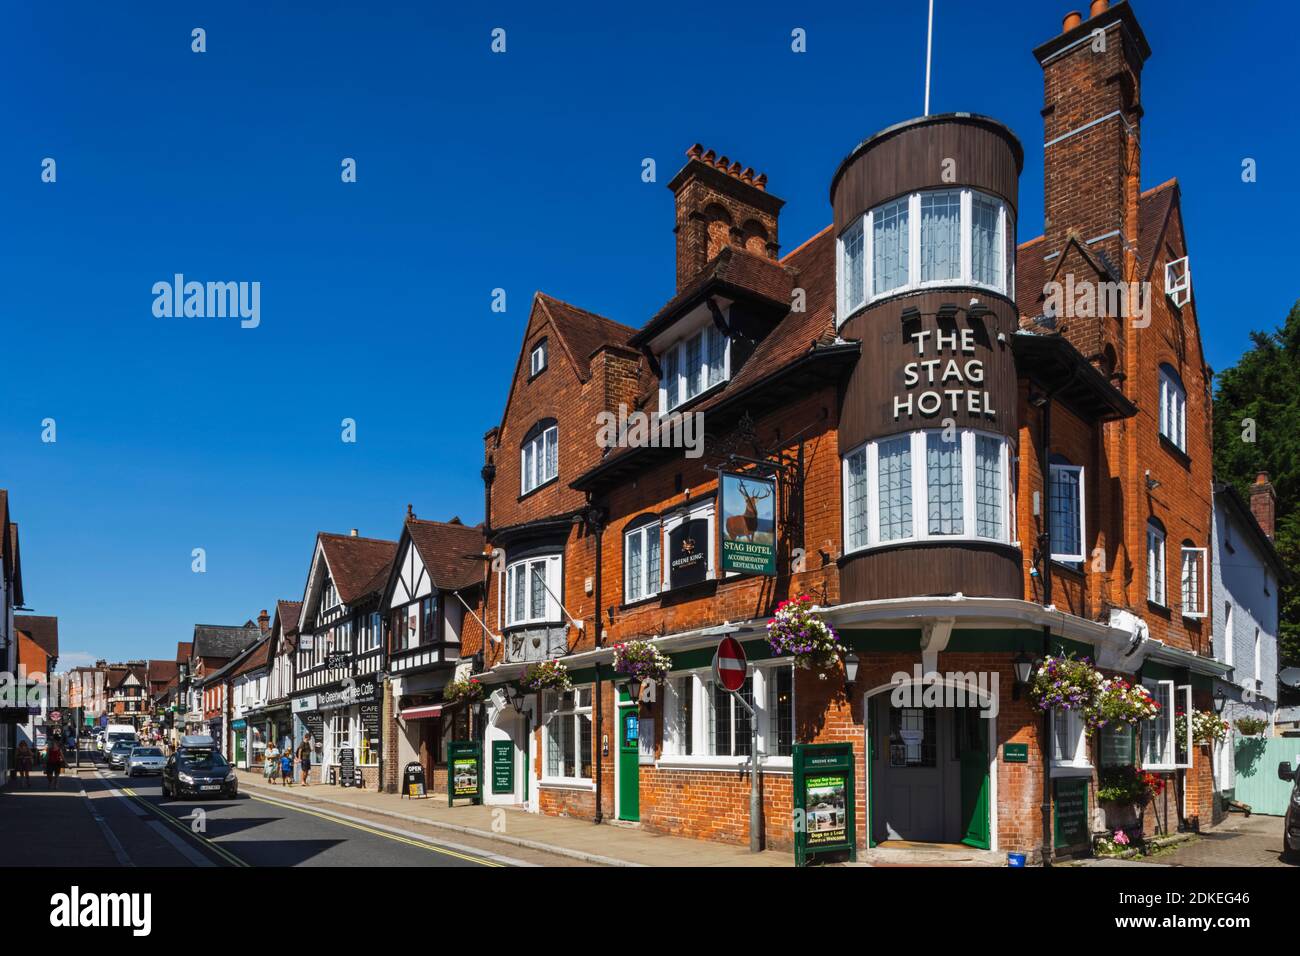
15, 740, 34, 788
265, 741, 280, 782
279, 750, 293, 786
297, 737, 312, 786
45, 740, 64, 790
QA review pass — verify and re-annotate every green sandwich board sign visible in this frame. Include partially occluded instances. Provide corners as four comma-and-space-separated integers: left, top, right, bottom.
492, 739, 514, 795
448, 740, 483, 807
793, 742, 856, 867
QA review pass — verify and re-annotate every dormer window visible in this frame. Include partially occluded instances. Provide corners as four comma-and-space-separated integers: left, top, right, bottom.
530, 339, 548, 377
660, 324, 728, 412
838, 188, 1012, 321
521, 419, 558, 495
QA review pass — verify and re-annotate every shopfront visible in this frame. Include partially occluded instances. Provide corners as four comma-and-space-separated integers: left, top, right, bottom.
317, 677, 382, 789
291, 693, 322, 781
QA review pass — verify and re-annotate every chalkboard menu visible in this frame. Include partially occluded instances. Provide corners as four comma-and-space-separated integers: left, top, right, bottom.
492, 740, 514, 795
402, 761, 427, 799
1054, 778, 1089, 848
338, 747, 356, 787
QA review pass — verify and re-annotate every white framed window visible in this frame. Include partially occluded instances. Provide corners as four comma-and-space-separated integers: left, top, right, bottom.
529, 339, 547, 376
1223, 601, 1234, 667
1159, 365, 1187, 452
1049, 460, 1086, 563
841, 429, 1010, 552
838, 187, 1011, 321
543, 686, 592, 783
1051, 707, 1091, 774
1141, 681, 1193, 770
658, 323, 729, 412
1165, 256, 1191, 308
660, 501, 716, 589
623, 520, 661, 603
504, 554, 561, 627
1181, 545, 1206, 618
1147, 521, 1167, 606
520, 422, 558, 495
661, 665, 794, 765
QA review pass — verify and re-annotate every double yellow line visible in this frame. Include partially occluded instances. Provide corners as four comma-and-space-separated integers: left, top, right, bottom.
119, 785, 248, 867
248, 791, 502, 867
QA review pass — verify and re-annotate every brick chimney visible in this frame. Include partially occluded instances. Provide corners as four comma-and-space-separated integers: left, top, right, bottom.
258, 608, 270, 633
1250, 472, 1277, 540
1034, 1, 1151, 358
668, 144, 784, 291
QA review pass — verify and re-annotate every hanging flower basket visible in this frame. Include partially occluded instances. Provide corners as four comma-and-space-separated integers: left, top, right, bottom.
443, 676, 484, 705
1028, 653, 1102, 714
1085, 677, 1160, 732
766, 595, 845, 679
521, 659, 572, 693
1175, 708, 1229, 746
612, 640, 672, 684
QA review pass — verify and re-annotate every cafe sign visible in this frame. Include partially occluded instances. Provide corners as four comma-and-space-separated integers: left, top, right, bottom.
893, 327, 996, 421
317, 678, 380, 712
720, 472, 777, 576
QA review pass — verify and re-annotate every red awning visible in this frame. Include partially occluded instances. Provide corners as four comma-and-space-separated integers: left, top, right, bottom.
399, 704, 444, 721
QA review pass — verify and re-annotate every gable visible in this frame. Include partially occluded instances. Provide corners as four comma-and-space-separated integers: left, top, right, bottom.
389, 531, 432, 607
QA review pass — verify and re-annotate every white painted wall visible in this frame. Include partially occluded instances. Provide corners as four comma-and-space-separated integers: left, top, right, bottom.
1211, 494, 1279, 719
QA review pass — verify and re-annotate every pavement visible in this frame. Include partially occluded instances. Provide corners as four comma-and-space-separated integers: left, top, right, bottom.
1071, 812, 1296, 868
230, 768, 792, 867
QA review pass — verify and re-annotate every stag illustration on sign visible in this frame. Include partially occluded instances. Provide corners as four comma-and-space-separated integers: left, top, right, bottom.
725, 480, 772, 542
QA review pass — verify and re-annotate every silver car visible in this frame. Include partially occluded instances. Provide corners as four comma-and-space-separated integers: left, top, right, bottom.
126, 746, 167, 777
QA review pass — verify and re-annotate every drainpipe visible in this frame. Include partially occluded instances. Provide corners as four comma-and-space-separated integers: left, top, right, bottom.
1034, 364, 1078, 867
590, 503, 606, 824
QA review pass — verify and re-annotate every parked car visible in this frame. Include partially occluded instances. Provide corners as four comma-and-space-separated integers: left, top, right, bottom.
1279, 761, 1300, 863
162, 747, 238, 800
126, 746, 167, 777
107, 741, 135, 770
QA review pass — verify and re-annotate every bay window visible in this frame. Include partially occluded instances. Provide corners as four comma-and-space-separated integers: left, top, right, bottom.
837, 187, 1012, 320
543, 686, 592, 782
623, 518, 661, 603
521, 420, 558, 495
1159, 364, 1187, 452
1147, 520, 1167, 606
842, 429, 1011, 551
504, 554, 561, 627
1048, 458, 1085, 563
659, 323, 729, 412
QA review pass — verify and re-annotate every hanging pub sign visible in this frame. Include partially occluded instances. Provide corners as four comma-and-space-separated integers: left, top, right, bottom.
448, 741, 482, 806
492, 739, 514, 795
720, 472, 777, 576
667, 516, 709, 588
793, 742, 857, 866
402, 761, 427, 799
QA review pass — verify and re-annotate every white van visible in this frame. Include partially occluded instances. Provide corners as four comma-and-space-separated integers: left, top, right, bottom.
104, 724, 138, 750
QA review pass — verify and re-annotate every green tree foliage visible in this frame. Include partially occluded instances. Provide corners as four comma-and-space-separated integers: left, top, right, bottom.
1212, 300, 1300, 666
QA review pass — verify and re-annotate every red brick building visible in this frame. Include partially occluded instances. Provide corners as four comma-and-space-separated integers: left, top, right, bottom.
464, 0, 1222, 862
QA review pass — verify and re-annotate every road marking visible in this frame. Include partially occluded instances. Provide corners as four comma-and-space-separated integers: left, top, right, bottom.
247, 792, 506, 866
78, 780, 135, 867
95, 772, 246, 867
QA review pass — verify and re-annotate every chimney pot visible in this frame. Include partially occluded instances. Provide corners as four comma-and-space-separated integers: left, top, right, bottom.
701, 149, 716, 164
687, 143, 703, 159
1089, 0, 1109, 18
1063, 10, 1082, 31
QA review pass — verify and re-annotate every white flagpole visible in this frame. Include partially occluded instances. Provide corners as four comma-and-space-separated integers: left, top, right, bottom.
924, 0, 935, 116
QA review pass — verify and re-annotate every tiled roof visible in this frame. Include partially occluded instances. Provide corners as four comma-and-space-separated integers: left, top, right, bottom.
147, 659, 179, 688
630, 245, 796, 347
406, 518, 486, 592
191, 624, 262, 661
15, 615, 58, 658
536, 293, 640, 382
275, 600, 302, 637
231, 637, 272, 677
319, 533, 398, 605
175, 641, 193, 664
1014, 179, 1182, 320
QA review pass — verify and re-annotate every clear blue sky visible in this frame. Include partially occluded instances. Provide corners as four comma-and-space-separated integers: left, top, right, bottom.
2, 1, 1294, 667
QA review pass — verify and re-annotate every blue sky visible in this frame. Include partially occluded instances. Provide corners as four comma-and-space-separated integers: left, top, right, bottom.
2, 0, 1295, 666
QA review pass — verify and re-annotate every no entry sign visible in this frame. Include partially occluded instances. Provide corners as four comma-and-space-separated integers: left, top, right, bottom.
712, 636, 748, 692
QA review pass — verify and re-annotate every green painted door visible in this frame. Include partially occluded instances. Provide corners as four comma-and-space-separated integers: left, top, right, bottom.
234, 730, 246, 767
957, 709, 990, 849
618, 698, 640, 821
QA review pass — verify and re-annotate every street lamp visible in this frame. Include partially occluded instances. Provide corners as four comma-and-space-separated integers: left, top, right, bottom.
622, 676, 644, 706
506, 685, 528, 715
1012, 649, 1036, 700
1213, 687, 1228, 715
843, 652, 860, 687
